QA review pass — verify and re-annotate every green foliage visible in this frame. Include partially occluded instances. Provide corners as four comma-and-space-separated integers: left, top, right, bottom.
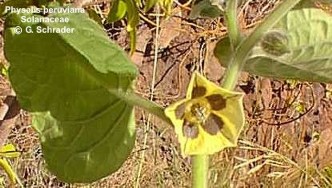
189, 0, 223, 19
322, 166, 332, 187
124, 0, 139, 33
0, 144, 20, 158
213, 37, 232, 65
295, 0, 332, 9
144, 0, 158, 12
107, 0, 174, 54
86, 8, 103, 26
108, 0, 128, 22
143, 0, 173, 14
34, 0, 51, 6
159, 0, 173, 15
215, 8, 332, 83
189, 0, 250, 19
2, 0, 332, 186
0, 63, 8, 77
108, 0, 139, 54
0, 0, 33, 16
4, 11, 138, 183
0, 144, 21, 186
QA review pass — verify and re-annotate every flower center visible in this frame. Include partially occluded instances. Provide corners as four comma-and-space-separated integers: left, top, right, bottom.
189, 101, 210, 123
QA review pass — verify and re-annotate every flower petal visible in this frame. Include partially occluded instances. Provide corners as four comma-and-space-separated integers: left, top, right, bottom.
165, 72, 245, 156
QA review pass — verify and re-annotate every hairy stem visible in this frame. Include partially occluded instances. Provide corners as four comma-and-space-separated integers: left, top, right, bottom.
225, 0, 242, 49
192, 155, 209, 188
191, 1, 242, 187
111, 89, 172, 126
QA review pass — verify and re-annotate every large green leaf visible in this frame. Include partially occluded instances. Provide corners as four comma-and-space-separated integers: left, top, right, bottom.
215, 8, 332, 83
4, 11, 138, 183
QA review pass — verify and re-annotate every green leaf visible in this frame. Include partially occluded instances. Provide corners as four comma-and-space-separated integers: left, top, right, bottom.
189, 0, 223, 19
107, 0, 138, 54
86, 8, 103, 26
144, 0, 158, 12
0, 144, 20, 158
294, 0, 332, 9
293, 0, 316, 9
124, 0, 139, 54
213, 37, 232, 66
0, 159, 18, 185
215, 8, 332, 83
0, 0, 33, 16
144, 0, 173, 14
160, 0, 173, 16
107, 0, 128, 22
4, 11, 138, 183
35, 0, 50, 6
247, 8, 332, 82
320, 0, 332, 3
0, 63, 8, 77
124, 0, 139, 32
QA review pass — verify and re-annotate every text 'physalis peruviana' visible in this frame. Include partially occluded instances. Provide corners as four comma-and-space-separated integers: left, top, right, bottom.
165, 72, 245, 156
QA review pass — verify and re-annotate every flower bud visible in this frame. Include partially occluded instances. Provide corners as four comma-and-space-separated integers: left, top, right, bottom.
261, 30, 290, 56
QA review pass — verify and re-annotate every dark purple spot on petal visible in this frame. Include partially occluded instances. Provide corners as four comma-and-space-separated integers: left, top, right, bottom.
206, 94, 226, 110
203, 114, 224, 135
183, 120, 199, 139
175, 103, 186, 119
192, 86, 206, 98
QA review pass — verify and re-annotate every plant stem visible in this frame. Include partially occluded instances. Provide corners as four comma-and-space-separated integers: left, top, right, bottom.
222, 60, 241, 90
192, 155, 209, 188
225, 0, 241, 49
222, 0, 242, 90
190, 1, 242, 187
113, 90, 173, 126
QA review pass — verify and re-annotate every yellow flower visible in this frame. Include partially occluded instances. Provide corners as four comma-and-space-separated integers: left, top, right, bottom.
165, 72, 245, 155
